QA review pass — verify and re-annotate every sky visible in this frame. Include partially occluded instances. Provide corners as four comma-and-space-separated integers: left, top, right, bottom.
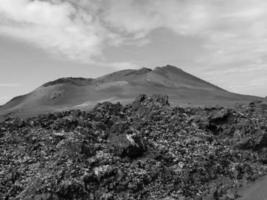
0, 0, 266, 104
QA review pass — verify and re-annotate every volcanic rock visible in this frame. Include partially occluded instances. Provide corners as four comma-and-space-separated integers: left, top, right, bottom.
0, 95, 267, 200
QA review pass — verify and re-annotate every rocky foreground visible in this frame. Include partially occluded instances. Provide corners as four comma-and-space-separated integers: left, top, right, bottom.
1, 95, 267, 200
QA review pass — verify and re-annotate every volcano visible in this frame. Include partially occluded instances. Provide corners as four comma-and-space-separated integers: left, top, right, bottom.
0, 65, 261, 118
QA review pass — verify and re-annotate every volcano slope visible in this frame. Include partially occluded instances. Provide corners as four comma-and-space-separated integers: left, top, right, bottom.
1, 95, 267, 200
0, 65, 260, 119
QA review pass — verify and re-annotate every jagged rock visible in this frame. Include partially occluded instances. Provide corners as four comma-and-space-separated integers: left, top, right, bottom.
237, 130, 266, 151
56, 180, 87, 200
0, 95, 267, 200
32, 193, 59, 200
133, 94, 169, 107
207, 109, 234, 134
109, 133, 147, 158
258, 148, 267, 164
255, 132, 267, 150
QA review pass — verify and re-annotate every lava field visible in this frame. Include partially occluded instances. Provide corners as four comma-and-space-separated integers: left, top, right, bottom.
1, 95, 267, 200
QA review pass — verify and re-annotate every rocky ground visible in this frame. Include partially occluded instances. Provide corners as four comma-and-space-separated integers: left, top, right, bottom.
1, 95, 267, 200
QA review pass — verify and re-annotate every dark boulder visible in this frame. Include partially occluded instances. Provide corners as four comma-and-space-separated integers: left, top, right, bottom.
109, 133, 147, 158
207, 109, 234, 134
56, 180, 87, 200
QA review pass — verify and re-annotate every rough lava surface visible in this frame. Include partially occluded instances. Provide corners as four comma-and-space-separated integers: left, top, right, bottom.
1, 95, 267, 200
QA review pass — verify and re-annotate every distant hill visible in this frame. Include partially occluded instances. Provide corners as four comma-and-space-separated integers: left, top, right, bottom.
0, 65, 262, 118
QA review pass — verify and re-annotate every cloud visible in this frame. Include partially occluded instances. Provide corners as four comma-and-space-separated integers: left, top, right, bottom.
0, 83, 21, 87
0, 0, 267, 72
106, 62, 139, 70
0, 0, 109, 62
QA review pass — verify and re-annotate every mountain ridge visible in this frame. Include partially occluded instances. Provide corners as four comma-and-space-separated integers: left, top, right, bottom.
0, 65, 262, 119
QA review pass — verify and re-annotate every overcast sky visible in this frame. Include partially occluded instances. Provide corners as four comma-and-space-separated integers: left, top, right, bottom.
0, 0, 266, 104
